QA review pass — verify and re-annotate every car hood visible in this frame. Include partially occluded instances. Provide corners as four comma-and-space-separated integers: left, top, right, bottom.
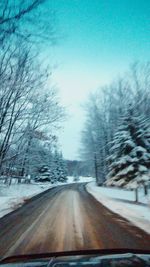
0, 249, 150, 266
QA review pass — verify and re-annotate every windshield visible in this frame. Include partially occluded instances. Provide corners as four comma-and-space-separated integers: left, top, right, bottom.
0, 0, 150, 260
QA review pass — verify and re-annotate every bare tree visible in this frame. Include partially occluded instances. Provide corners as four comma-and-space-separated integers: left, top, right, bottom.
0, 1, 56, 45
0, 41, 64, 177
0, 1, 65, 184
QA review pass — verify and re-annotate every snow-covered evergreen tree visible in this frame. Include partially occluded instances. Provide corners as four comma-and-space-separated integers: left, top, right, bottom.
107, 108, 150, 188
51, 151, 68, 183
37, 165, 52, 182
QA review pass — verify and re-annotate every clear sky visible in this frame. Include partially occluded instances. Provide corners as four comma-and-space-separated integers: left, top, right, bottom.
47, 0, 150, 160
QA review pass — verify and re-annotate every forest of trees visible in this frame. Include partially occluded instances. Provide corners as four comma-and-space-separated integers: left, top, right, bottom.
66, 160, 91, 177
0, 1, 149, 189
81, 62, 150, 191
0, 1, 67, 184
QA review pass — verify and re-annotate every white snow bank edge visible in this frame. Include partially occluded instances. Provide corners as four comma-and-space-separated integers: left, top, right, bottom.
86, 182, 150, 235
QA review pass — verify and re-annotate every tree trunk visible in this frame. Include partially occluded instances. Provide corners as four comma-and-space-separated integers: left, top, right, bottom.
8, 178, 12, 186
144, 184, 148, 195
135, 188, 138, 202
20, 136, 32, 177
18, 178, 21, 184
94, 153, 99, 185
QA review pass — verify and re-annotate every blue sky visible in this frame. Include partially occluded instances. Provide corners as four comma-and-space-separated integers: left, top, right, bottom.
46, 0, 150, 159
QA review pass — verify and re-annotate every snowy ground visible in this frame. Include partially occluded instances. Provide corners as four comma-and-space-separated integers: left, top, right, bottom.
0, 182, 56, 218
0, 176, 94, 219
67, 176, 95, 184
87, 182, 150, 234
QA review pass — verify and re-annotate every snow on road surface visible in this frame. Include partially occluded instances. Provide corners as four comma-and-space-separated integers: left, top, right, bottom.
87, 182, 150, 234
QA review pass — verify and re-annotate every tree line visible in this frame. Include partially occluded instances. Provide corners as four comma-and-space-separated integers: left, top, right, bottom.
0, 1, 67, 184
81, 62, 150, 193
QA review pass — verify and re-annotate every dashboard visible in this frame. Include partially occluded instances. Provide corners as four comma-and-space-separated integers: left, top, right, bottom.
0, 253, 150, 267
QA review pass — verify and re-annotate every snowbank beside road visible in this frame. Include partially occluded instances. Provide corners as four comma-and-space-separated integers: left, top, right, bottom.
86, 182, 150, 234
67, 176, 95, 183
78, 176, 95, 183
87, 184, 149, 204
0, 176, 94, 219
0, 183, 55, 218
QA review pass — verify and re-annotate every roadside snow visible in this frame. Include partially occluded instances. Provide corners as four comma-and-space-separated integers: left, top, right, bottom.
78, 176, 95, 183
67, 176, 95, 184
0, 176, 94, 219
86, 184, 149, 204
86, 182, 150, 234
0, 182, 55, 218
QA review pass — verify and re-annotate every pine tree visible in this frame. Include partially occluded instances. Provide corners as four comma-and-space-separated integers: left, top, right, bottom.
37, 165, 52, 182
52, 151, 68, 183
107, 108, 150, 188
